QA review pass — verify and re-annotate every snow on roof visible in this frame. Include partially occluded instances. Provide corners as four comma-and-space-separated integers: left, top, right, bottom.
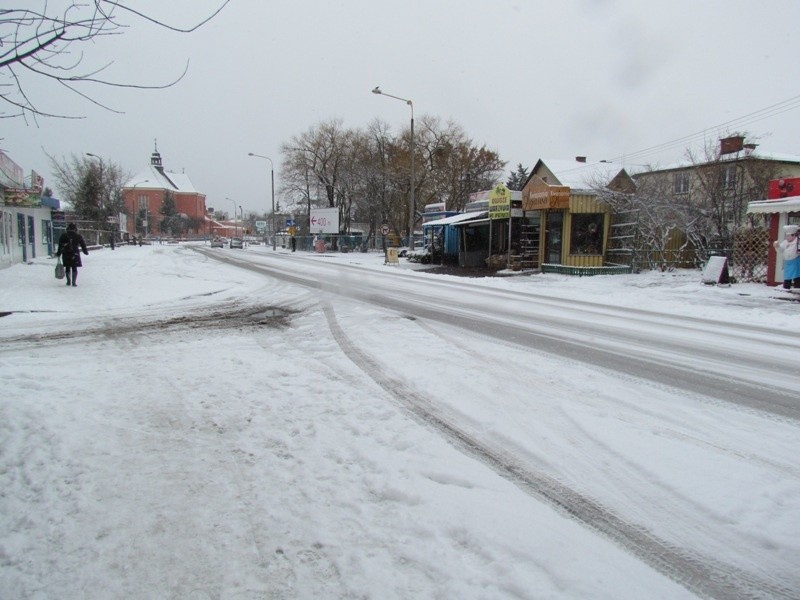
644, 150, 800, 173
423, 211, 488, 227
124, 164, 199, 194
533, 159, 629, 190
747, 197, 800, 214
467, 190, 523, 202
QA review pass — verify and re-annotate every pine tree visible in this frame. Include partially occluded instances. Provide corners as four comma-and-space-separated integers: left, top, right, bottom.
506, 163, 530, 191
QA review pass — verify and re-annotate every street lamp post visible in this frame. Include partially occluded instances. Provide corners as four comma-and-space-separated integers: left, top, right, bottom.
225, 197, 238, 237
248, 153, 276, 251
372, 86, 415, 250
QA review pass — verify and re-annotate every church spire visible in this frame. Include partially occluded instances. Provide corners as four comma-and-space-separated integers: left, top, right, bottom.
150, 138, 164, 173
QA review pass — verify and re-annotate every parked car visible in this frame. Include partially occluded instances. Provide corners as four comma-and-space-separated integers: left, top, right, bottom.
229, 237, 244, 249
210, 237, 224, 248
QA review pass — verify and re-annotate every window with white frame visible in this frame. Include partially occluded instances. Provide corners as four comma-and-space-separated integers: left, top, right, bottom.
722, 165, 737, 190
673, 172, 689, 194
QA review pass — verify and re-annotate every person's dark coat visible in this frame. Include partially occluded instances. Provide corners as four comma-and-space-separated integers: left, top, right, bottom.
57, 230, 89, 267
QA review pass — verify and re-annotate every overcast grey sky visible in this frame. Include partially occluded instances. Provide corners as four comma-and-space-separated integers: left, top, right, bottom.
4, 0, 800, 215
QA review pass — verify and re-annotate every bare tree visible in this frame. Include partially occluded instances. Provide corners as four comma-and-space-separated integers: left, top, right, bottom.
279, 116, 506, 246
684, 133, 778, 250
351, 119, 400, 243
1, 1, 230, 120
280, 118, 351, 240
417, 116, 504, 212
602, 133, 780, 272
47, 151, 129, 235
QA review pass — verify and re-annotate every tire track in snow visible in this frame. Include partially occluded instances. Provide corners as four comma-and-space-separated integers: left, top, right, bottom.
320, 301, 795, 600
418, 314, 800, 579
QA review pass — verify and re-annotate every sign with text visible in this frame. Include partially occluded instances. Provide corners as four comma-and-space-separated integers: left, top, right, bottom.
523, 176, 570, 210
488, 184, 511, 220
310, 208, 339, 234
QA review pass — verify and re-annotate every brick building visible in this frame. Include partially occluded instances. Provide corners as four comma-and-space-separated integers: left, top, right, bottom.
122, 147, 208, 239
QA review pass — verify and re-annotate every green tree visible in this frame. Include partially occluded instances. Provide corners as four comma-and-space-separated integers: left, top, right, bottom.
48, 152, 128, 234
506, 163, 530, 191
158, 190, 188, 236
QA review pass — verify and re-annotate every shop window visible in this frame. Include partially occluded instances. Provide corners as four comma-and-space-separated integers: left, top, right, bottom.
570, 213, 604, 255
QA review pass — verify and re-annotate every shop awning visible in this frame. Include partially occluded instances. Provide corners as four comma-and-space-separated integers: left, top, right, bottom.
747, 197, 800, 214
423, 211, 487, 227
452, 216, 491, 227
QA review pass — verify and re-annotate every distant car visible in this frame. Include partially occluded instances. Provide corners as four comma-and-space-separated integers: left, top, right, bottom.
229, 237, 244, 249
210, 237, 224, 248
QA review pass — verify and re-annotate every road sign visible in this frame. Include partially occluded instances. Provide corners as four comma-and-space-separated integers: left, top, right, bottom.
309, 208, 339, 234
380, 224, 390, 235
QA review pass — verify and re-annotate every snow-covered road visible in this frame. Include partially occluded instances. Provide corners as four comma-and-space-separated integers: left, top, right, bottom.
202, 246, 800, 418
1, 243, 798, 599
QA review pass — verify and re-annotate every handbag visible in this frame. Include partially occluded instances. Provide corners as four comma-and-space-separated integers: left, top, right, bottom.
55, 256, 65, 280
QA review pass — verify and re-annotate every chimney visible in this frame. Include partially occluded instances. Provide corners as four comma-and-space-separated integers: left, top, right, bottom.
719, 136, 744, 155
575, 156, 587, 163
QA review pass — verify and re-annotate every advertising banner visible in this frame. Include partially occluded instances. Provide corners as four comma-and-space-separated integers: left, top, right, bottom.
523, 176, 570, 210
488, 184, 511, 220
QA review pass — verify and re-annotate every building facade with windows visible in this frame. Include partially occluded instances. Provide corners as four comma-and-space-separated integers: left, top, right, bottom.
0, 150, 58, 268
632, 139, 800, 237
629, 138, 800, 276
121, 147, 208, 240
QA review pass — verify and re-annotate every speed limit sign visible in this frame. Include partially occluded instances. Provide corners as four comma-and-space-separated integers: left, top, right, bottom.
380, 224, 390, 235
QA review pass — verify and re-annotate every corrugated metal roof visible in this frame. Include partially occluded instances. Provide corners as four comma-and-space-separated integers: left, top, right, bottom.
423, 211, 487, 227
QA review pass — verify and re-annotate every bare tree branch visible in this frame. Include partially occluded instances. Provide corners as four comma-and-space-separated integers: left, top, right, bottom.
0, 1, 230, 119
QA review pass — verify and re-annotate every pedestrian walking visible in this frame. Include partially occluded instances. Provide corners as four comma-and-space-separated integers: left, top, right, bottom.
56, 223, 89, 287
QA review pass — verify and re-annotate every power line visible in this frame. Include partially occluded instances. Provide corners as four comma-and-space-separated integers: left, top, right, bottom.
607, 93, 800, 165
